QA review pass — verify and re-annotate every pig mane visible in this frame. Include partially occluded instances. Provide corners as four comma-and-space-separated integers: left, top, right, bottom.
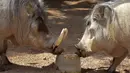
10, 0, 34, 44
9, 0, 47, 44
91, 2, 118, 42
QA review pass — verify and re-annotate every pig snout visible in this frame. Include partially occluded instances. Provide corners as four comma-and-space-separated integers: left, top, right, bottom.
43, 36, 64, 54
40, 28, 68, 55
75, 43, 87, 57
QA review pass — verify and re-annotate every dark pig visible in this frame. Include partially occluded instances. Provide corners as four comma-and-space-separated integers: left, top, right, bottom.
0, 0, 68, 70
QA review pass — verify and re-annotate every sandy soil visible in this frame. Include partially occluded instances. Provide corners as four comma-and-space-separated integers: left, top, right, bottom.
1, 0, 130, 73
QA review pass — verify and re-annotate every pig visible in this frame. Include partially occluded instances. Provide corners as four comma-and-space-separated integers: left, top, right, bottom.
76, 0, 130, 73
0, 0, 67, 70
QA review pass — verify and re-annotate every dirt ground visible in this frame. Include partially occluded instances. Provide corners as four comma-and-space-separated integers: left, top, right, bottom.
1, 0, 130, 73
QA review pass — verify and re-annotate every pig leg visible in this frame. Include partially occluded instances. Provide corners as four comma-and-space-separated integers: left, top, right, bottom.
107, 50, 128, 73
0, 40, 11, 71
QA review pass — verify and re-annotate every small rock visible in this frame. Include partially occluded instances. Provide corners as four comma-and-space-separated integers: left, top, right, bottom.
55, 52, 81, 73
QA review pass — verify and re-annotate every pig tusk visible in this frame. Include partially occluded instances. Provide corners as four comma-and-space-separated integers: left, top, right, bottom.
53, 28, 68, 49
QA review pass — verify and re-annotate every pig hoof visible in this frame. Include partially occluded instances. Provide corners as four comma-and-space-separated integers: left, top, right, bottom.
0, 54, 11, 65
0, 54, 12, 71
0, 54, 12, 72
52, 47, 64, 55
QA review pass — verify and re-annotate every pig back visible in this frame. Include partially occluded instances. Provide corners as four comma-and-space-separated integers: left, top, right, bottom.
0, 0, 13, 38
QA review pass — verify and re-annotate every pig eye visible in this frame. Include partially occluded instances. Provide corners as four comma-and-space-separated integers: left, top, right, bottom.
86, 21, 91, 26
93, 17, 97, 21
36, 17, 49, 34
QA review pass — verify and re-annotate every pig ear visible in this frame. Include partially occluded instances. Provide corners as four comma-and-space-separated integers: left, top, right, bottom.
84, 15, 91, 26
25, 2, 35, 16
103, 6, 113, 21
97, 5, 113, 22
96, 6, 105, 18
84, 15, 90, 20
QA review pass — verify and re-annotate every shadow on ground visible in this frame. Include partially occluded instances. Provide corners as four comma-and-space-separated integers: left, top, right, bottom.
0, 63, 119, 73
0, 63, 59, 73
0, 63, 121, 73
81, 68, 120, 73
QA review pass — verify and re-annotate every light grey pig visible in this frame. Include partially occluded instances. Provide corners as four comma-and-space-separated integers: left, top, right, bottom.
76, 0, 130, 73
